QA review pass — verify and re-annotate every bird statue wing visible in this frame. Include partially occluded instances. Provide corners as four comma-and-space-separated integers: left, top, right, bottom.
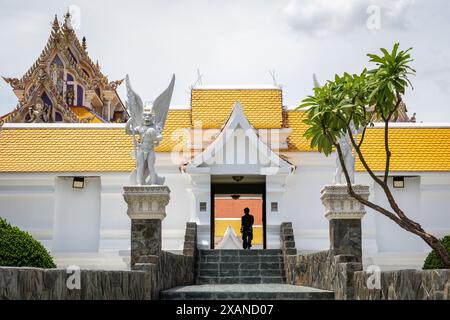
125, 74, 143, 128
152, 74, 175, 133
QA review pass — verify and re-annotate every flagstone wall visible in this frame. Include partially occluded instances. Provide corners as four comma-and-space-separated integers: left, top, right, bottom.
285, 250, 362, 300
353, 269, 450, 300
0, 251, 194, 300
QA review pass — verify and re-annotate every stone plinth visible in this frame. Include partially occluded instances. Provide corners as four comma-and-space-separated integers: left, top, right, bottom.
123, 185, 170, 269
320, 185, 369, 262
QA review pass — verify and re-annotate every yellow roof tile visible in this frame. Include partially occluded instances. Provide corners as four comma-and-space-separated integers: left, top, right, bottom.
284, 110, 315, 152
0, 110, 192, 172
191, 89, 282, 129
70, 106, 105, 123
356, 128, 450, 172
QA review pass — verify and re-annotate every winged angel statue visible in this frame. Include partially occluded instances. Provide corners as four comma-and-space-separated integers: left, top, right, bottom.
125, 74, 175, 185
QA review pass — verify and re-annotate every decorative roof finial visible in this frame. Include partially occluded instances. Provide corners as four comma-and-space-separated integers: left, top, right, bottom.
52, 14, 60, 31
96, 60, 100, 69
82, 36, 87, 50
64, 9, 72, 29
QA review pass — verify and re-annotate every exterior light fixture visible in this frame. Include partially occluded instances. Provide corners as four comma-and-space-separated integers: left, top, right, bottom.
232, 176, 244, 182
393, 176, 405, 188
231, 194, 240, 200
72, 176, 85, 189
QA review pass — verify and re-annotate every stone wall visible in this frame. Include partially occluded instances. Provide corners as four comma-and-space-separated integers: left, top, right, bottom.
0, 251, 194, 300
354, 269, 450, 300
0, 267, 152, 300
286, 250, 362, 300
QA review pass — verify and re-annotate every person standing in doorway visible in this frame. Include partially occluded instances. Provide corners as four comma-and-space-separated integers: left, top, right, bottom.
240, 207, 254, 249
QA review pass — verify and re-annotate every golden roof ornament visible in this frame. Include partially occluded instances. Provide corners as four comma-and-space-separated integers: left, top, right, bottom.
63, 10, 72, 30
82, 36, 87, 51
51, 15, 60, 32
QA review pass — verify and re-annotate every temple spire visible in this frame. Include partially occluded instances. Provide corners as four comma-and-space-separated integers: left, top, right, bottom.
51, 14, 60, 32
64, 9, 72, 29
82, 36, 87, 51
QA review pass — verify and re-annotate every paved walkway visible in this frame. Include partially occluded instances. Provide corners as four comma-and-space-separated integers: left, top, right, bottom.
161, 284, 335, 300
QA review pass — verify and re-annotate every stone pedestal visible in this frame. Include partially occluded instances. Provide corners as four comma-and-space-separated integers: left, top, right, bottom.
123, 185, 170, 269
320, 185, 369, 262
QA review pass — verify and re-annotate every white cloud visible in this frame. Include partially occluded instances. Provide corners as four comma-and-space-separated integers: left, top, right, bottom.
283, 0, 415, 37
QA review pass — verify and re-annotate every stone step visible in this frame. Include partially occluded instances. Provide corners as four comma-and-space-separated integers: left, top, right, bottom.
197, 262, 284, 271
161, 284, 335, 300
199, 249, 282, 256
196, 276, 285, 285
197, 269, 284, 278
198, 255, 283, 263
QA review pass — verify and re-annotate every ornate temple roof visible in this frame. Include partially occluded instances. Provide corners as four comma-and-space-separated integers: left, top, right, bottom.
0, 12, 127, 124
0, 63, 446, 173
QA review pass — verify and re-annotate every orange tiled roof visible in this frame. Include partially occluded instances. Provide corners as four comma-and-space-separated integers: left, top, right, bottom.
0, 110, 192, 172
284, 109, 315, 152
0, 127, 133, 172
70, 106, 106, 123
356, 127, 450, 172
156, 109, 191, 152
191, 88, 282, 129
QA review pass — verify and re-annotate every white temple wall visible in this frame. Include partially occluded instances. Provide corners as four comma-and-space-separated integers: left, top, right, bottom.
0, 156, 449, 267
0, 174, 55, 248
53, 176, 101, 252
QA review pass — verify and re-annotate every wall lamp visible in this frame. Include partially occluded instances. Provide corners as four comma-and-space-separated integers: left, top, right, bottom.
72, 176, 85, 189
232, 176, 244, 182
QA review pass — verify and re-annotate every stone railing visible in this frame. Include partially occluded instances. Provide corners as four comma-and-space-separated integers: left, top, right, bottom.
0, 251, 194, 300
0, 267, 152, 300
353, 269, 450, 300
280, 222, 297, 283
287, 250, 362, 300
183, 222, 198, 257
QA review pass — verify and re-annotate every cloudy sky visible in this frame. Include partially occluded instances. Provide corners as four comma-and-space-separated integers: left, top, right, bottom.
0, 0, 449, 121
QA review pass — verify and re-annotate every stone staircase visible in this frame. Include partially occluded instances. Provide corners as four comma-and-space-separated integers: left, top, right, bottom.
161, 248, 334, 300
196, 249, 285, 284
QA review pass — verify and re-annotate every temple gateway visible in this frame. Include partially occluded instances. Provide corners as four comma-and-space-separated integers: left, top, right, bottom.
1, 13, 449, 271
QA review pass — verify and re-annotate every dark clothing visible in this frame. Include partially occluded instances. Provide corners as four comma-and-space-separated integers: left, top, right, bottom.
241, 214, 254, 249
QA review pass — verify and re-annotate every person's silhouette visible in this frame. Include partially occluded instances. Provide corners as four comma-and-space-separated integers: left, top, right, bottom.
240, 207, 254, 249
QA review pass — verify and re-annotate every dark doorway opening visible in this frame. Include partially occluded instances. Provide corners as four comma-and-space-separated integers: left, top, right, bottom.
210, 177, 266, 249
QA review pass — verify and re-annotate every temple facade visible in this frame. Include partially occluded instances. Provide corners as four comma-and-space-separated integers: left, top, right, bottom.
1, 12, 127, 124
0, 84, 449, 271
0, 13, 448, 272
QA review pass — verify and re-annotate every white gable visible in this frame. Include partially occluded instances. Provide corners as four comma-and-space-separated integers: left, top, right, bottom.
185, 102, 294, 175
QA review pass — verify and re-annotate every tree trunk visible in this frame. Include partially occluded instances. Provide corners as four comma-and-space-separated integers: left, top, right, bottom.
333, 141, 450, 269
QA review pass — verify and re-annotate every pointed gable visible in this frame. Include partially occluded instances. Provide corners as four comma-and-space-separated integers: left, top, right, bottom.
186, 102, 294, 175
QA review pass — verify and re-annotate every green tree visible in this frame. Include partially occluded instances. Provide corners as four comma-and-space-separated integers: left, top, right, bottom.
298, 43, 450, 268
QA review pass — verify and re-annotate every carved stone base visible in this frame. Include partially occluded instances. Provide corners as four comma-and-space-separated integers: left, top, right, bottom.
320, 185, 370, 262
123, 185, 170, 220
123, 185, 171, 269
320, 185, 369, 220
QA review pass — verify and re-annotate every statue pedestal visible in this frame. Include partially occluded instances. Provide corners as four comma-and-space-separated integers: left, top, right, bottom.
123, 185, 170, 269
320, 185, 369, 262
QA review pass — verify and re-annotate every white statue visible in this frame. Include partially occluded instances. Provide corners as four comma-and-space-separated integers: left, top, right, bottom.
333, 122, 361, 185
125, 74, 175, 185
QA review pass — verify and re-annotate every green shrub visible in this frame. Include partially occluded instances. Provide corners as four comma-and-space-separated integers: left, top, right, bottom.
0, 218, 56, 268
423, 235, 450, 270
